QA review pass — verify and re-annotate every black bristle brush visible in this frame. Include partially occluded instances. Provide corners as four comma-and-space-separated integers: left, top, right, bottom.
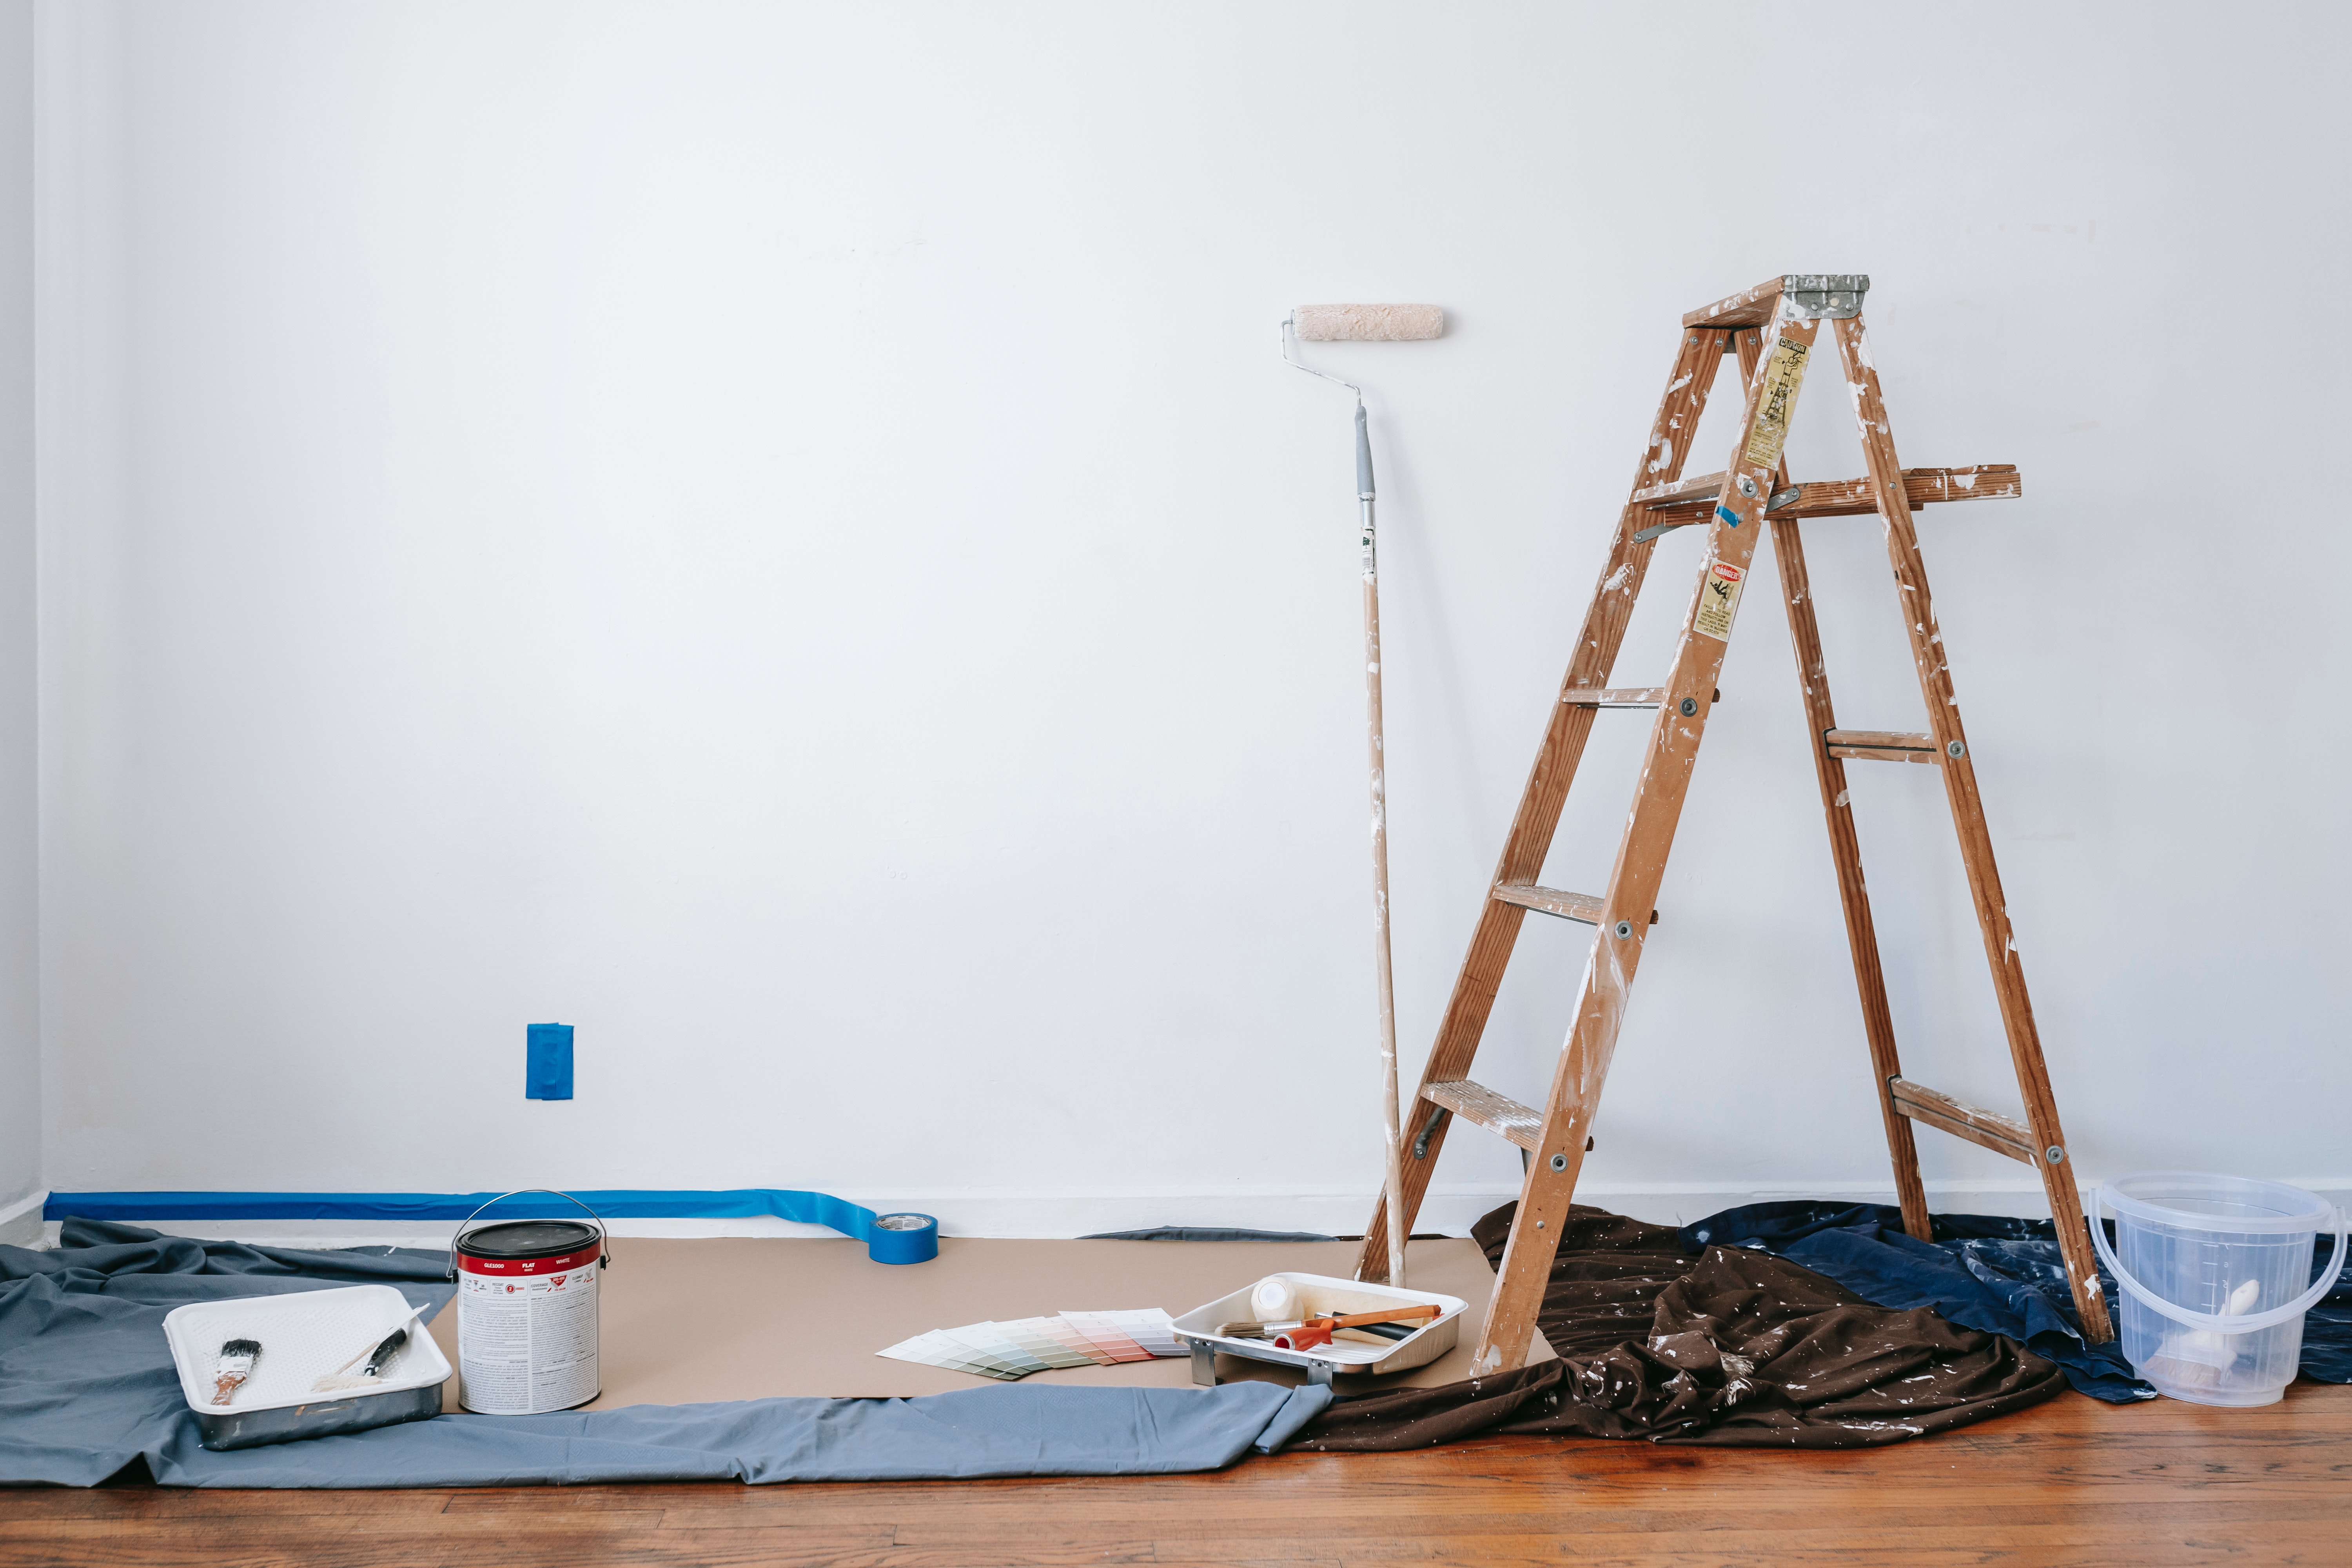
212, 1339, 261, 1406
359, 1327, 408, 1376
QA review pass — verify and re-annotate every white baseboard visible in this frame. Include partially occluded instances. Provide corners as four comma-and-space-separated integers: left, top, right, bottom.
0, 1190, 47, 1248
50, 1177, 2347, 1250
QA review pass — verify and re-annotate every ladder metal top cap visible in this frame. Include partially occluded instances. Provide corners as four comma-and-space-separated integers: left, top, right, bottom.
1683, 274, 1869, 328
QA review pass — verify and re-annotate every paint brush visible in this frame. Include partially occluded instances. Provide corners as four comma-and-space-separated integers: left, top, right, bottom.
314, 1306, 425, 1392
357, 1326, 408, 1377
212, 1338, 261, 1406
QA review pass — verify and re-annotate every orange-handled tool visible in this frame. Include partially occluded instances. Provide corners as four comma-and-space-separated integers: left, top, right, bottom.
1267, 1304, 1439, 1351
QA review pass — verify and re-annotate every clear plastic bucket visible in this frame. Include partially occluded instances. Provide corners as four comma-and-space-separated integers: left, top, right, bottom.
2091, 1172, 2346, 1407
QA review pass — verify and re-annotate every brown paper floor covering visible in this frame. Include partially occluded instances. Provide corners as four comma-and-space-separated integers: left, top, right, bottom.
424, 1236, 1550, 1411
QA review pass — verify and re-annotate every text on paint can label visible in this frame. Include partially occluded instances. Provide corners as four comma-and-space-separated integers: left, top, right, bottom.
457, 1255, 600, 1415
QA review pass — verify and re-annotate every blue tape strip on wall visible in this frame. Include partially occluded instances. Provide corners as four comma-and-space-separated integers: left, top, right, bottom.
524, 1023, 574, 1100
42, 1189, 940, 1265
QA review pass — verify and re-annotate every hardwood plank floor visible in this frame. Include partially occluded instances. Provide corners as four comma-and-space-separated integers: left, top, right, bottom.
3, 1383, 2345, 1567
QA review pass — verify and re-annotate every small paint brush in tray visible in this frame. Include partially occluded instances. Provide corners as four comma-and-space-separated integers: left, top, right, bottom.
210, 1338, 261, 1406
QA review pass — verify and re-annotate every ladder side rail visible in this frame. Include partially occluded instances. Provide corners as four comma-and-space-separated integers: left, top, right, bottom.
1468, 312, 1828, 1373
1356, 328, 1734, 1285
1738, 330, 1934, 1243
1826, 315, 2113, 1342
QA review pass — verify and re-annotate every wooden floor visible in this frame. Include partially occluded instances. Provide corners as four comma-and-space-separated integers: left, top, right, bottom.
3, 1383, 2345, 1567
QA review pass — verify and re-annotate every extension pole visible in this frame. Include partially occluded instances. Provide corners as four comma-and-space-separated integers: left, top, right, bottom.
1281, 307, 1441, 1293
1356, 402, 1406, 1290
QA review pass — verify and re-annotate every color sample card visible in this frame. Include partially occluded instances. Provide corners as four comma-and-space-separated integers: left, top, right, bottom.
877, 1310, 1185, 1381
989, 1318, 1101, 1369
1101, 1308, 1183, 1358
876, 1330, 1024, 1380
1025, 1317, 1117, 1365
1059, 1309, 1179, 1361
934, 1323, 1053, 1376
1055, 1317, 1151, 1363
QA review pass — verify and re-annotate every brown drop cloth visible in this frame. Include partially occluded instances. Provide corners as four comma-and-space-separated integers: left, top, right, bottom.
1294, 1203, 2068, 1450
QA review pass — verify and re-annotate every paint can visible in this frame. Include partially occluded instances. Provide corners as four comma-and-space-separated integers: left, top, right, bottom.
448, 1189, 608, 1416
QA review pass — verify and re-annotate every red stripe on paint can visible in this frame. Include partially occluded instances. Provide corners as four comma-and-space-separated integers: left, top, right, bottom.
456, 1243, 601, 1277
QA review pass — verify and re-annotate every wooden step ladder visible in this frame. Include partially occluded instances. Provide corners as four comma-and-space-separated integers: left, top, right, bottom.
1358, 274, 2114, 1374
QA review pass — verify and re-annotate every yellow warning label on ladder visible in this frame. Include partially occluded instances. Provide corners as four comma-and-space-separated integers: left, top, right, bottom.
1693, 560, 1747, 641
1742, 335, 1809, 469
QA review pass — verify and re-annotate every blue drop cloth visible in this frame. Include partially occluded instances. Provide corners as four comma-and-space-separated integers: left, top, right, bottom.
1681, 1202, 2352, 1404
0, 1220, 1327, 1488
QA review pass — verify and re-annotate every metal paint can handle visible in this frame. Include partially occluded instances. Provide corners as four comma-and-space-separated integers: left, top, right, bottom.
445, 1188, 612, 1282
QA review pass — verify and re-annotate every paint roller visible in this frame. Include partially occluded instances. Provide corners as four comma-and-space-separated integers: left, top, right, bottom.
1280, 303, 1444, 1290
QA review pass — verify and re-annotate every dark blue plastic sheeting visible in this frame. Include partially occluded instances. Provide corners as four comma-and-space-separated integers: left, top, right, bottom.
0, 1220, 1327, 1488
1680, 1202, 2352, 1404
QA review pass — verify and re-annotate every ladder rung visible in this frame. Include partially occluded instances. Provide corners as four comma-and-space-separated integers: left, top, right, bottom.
1423, 1079, 1545, 1153
1888, 1078, 2037, 1164
1628, 471, 1725, 508
1492, 884, 1659, 927
1560, 687, 1666, 708
1782, 466, 2020, 519
1825, 729, 1939, 764
1634, 466, 2020, 539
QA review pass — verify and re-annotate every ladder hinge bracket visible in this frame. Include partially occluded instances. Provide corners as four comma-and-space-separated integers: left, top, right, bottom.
1411, 1104, 1446, 1161
1781, 274, 1869, 319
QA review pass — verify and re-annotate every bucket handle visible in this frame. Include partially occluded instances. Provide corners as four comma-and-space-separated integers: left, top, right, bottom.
445, 1189, 612, 1283
2089, 1187, 2346, 1336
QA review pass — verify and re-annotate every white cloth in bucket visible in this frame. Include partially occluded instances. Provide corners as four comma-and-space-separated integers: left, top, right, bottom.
2091, 1171, 2347, 1408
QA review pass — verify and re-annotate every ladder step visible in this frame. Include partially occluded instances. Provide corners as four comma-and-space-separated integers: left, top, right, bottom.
1633, 466, 2020, 541
1492, 883, 1659, 927
1774, 466, 2020, 520
1824, 729, 1940, 764
1632, 469, 1799, 512
1628, 472, 1726, 508
1560, 687, 1666, 708
1423, 1080, 1545, 1153
1888, 1078, 2037, 1164
1683, 273, 1867, 328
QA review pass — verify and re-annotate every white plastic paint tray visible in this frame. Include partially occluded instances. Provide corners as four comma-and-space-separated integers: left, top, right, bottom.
1171, 1272, 1465, 1386
162, 1285, 450, 1450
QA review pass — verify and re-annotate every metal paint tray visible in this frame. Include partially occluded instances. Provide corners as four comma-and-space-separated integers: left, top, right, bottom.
162, 1285, 450, 1450
1171, 1272, 1465, 1386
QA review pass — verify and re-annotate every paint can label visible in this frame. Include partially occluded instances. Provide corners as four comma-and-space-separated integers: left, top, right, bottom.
1693, 561, 1747, 642
457, 1248, 600, 1415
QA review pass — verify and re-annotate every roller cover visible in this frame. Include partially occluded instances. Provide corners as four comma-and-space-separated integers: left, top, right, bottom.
1294, 303, 1443, 342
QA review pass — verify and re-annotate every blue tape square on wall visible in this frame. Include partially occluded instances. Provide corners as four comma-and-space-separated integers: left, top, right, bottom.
527, 1023, 574, 1100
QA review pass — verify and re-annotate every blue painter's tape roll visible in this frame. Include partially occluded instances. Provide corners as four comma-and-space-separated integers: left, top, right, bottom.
866, 1212, 939, 1265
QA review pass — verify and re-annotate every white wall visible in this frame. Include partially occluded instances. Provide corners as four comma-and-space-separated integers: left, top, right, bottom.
0, 0, 35, 1248
32, 2, 2352, 1239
